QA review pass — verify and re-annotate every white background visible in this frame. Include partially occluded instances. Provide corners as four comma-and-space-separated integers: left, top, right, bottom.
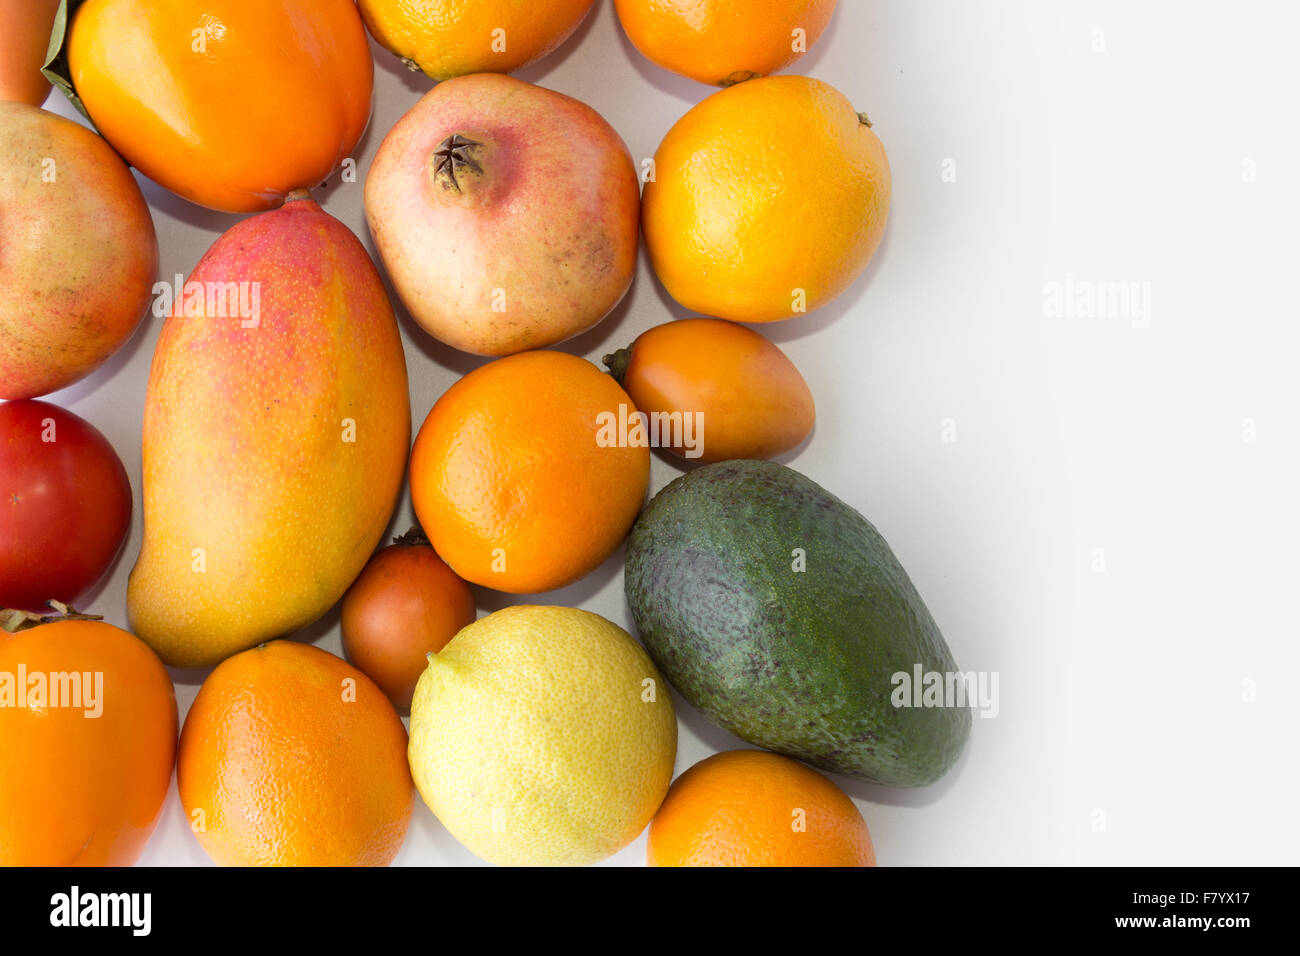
37, 0, 1299, 865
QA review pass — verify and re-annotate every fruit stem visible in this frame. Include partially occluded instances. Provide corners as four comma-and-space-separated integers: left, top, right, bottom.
602, 348, 632, 385
858, 112, 873, 128
392, 525, 431, 548
0, 601, 104, 633
284, 188, 314, 204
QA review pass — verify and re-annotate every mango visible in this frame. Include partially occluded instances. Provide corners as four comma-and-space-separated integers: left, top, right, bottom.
127, 196, 410, 668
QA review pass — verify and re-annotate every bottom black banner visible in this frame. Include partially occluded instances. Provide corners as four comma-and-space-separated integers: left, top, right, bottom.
0, 866, 1280, 942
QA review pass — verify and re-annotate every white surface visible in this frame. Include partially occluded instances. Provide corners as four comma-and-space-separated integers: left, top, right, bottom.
40, 0, 1299, 865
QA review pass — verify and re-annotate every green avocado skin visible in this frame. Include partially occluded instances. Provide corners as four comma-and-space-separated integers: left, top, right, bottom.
625, 460, 970, 787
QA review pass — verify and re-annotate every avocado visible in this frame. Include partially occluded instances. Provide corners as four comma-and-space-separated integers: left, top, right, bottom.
624, 460, 969, 787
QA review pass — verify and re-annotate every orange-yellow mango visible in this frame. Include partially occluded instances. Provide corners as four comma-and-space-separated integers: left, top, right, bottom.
128, 196, 410, 668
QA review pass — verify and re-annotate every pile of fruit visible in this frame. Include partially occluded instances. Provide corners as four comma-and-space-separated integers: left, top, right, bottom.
1, 0, 968, 867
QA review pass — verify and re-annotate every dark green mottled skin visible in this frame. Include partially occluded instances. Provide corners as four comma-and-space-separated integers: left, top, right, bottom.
625, 460, 970, 787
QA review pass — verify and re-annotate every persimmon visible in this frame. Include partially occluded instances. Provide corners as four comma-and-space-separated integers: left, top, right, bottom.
0, 0, 59, 105
65, 0, 373, 212
604, 318, 815, 462
0, 619, 177, 866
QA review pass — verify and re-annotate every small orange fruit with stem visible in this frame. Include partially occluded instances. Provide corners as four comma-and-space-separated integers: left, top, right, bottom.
603, 318, 815, 462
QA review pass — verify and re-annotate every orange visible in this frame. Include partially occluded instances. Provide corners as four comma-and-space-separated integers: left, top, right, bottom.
615, 0, 837, 86
648, 750, 876, 867
359, 0, 596, 81
66, 0, 373, 212
177, 640, 414, 866
410, 350, 649, 594
642, 75, 891, 323
0, 620, 177, 866
340, 533, 478, 712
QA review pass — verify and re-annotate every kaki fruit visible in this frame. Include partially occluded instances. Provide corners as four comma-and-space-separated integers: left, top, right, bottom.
0, 0, 59, 105
614, 0, 837, 87
341, 529, 477, 712
604, 318, 815, 462
0, 619, 177, 866
65, 0, 373, 212
127, 195, 410, 669
0, 101, 157, 400
410, 350, 649, 594
642, 75, 891, 323
178, 640, 414, 867
366, 73, 640, 356
359, 0, 596, 81
647, 750, 876, 867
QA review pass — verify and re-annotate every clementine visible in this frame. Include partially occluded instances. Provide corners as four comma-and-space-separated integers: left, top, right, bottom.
177, 640, 414, 867
615, 0, 837, 86
409, 350, 650, 594
648, 750, 877, 867
359, 0, 596, 81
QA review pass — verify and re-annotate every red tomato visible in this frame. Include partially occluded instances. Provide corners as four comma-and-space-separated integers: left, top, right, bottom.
0, 400, 132, 612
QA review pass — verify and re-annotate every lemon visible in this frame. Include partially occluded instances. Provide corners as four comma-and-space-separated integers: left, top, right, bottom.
408, 605, 677, 866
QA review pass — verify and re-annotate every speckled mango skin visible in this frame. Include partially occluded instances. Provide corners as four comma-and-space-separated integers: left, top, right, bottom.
625, 460, 969, 787
127, 198, 410, 669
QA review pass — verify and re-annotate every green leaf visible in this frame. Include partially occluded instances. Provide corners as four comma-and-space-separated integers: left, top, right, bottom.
41, 0, 93, 124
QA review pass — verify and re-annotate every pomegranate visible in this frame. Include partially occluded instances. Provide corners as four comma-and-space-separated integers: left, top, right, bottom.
365, 73, 639, 356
